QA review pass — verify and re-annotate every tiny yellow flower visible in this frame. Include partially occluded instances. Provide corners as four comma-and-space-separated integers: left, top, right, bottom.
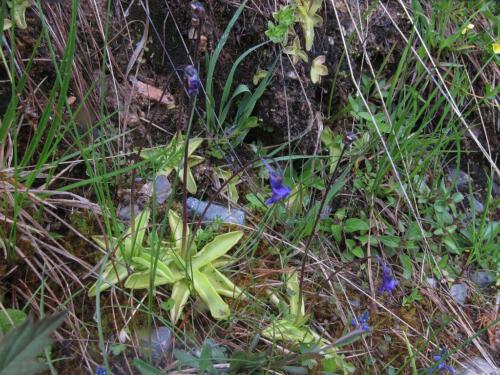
461, 23, 474, 35
493, 42, 500, 55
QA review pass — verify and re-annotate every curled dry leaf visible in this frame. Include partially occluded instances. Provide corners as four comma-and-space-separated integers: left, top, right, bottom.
131, 78, 176, 108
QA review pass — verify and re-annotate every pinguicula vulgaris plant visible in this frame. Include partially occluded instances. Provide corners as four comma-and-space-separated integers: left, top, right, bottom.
89, 209, 246, 322
140, 132, 204, 194
296, 0, 323, 51
3, 0, 30, 30
89, 210, 151, 296
125, 210, 246, 322
263, 269, 358, 374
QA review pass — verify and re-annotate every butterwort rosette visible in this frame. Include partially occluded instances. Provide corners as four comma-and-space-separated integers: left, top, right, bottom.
262, 159, 291, 205
377, 256, 398, 294
183, 65, 201, 96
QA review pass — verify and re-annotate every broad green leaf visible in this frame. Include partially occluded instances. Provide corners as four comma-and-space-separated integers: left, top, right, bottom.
88, 262, 128, 296
0, 311, 66, 375
170, 281, 191, 323
400, 254, 412, 279
191, 231, 243, 270
124, 271, 171, 289
192, 269, 230, 320
343, 218, 370, 233
287, 269, 304, 320
351, 247, 364, 258
0, 309, 27, 334
202, 264, 246, 299
379, 235, 400, 248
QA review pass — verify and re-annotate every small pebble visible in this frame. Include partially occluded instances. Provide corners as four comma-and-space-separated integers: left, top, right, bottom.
186, 197, 245, 225
446, 169, 471, 190
426, 277, 437, 289
468, 196, 484, 214
154, 175, 172, 204
117, 203, 140, 222
460, 356, 500, 375
450, 283, 468, 305
140, 326, 173, 364
470, 271, 494, 288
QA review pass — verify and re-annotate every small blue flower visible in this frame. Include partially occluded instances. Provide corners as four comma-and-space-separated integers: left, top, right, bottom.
428, 349, 456, 374
377, 256, 398, 294
95, 366, 107, 375
351, 310, 371, 332
184, 65, 201, 96
262, 159, 291, 205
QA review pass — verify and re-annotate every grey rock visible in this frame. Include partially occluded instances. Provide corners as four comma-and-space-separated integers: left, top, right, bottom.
117, 203, 140, 222
469, 196, 484, 214
459, 356, 500, 375
141, 326, 173, 364
186, 197, 245, 225
446, 169, 471, 190
154, 175, 172, 204
426, 277, 437, 289
450, 283, 468, 305
470, 271, 494, 288
493, 180, 500, 197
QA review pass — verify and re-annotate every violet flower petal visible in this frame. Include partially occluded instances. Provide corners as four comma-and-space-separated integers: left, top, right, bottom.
377, 256, 398, 294
262, 160, 291, 205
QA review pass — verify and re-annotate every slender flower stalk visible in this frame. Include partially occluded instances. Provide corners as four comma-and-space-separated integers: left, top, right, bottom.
262, 159, 291, 205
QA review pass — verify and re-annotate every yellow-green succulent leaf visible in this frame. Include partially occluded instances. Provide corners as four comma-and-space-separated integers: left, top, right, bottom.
191, 231, 244, 270
88, 261, 128, 297
262, 319, 324, 346
186, 167, 198, 194
192, 269, 230, 320
170, 280, 191, 323
123, 209, 150, 257
187, 138, 204, 156
124, 271, 171, 289
311, 55, 328, 84
287, 268, 305, 320
131, 253, 175, 282
202, 264, 246, 299
168, 210, 188, 248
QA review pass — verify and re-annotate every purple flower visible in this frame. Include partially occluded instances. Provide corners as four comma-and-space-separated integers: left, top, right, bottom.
351, 310, 371, 332
262, 159, 291, 205
184, 65, 201, 96
428, 349, 456, 374
95, 366, 107, 375
377, 256, 398, 294
344, 131, 357, 145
